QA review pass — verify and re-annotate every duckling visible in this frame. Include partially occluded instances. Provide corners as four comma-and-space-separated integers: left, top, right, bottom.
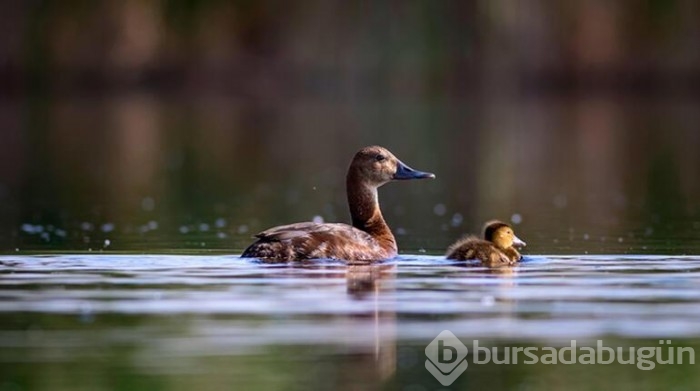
241, 146, 435, 261
446, 220, 526, 267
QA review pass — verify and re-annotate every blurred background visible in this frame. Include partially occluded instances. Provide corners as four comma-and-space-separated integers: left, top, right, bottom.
1, 0, 699, 254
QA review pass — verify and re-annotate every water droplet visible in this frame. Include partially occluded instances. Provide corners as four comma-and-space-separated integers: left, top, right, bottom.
217, 232, 227, 239
510, 213, 522, 225
237, 225, 249, 234
179, 226, 189, 234
199, 223, 210, 232
148, 221, 158, 230
20, 224, 40, 234
104, 239, 111, 247
583, 233, 590, 240
215, 218, 227, 228
451, 213, 463, 227
141, 197, 155, 211
40, 232, 50, 242
418, 248, 426, 253
101, 223, 115, 233
312, 215, 324, 224
81, 222, 94, 231
433, 203, 446, 216
396, 227, 407, 235
55, 229, 67, 238
618, 237, 624, 243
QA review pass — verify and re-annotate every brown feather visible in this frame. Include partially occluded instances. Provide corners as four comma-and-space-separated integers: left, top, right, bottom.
446, 236, 512, 267
242, 222, 392, 261
446, 221, 524, 267
241, 146, 434, 262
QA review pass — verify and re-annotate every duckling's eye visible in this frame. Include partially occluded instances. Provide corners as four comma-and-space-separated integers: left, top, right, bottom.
375, 154, 386, 162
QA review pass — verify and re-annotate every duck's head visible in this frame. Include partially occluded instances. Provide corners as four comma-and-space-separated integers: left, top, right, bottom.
483, 220, 526, 250
349, 146, 435, 187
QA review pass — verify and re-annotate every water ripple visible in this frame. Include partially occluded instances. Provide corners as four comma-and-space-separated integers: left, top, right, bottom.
1, 254, 700, 345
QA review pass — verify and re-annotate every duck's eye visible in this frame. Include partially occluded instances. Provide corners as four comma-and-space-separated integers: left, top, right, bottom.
375, 154, 386, 162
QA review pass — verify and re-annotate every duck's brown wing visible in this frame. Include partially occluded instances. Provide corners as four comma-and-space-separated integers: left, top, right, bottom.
241, 222, 388, 261
253, 222, 331, 241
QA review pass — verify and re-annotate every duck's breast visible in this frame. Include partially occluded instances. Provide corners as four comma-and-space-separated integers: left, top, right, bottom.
501, 247, 522, 262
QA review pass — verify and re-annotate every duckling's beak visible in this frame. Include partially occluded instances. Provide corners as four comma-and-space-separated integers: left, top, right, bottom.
512, 235, 526, 248
393, 160, 436, 180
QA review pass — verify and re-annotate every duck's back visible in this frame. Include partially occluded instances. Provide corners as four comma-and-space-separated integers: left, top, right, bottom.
446, 236, 512, 266
241, 222, 395, 261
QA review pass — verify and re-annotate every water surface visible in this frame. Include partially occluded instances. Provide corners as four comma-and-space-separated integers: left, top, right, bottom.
2, 254, 699, 390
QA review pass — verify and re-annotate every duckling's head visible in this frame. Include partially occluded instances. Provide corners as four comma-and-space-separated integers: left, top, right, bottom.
349, 146, 435, 187
483, 220, 526, 250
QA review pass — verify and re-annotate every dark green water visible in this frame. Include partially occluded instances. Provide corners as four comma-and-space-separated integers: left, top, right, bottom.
2, 255, 700, 390
2, 96, 699, 255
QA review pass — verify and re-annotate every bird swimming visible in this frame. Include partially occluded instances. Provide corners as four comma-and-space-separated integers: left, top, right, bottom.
446, 220, 526, 267
241, 146, 435, 261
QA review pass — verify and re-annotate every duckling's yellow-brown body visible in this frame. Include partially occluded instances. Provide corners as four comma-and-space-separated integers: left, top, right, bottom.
446, 221, 525, 267
241, 146, 435, 262
446, 236, 513, 267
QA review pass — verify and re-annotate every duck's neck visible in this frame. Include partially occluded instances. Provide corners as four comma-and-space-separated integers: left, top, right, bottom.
346, 173, 396, 249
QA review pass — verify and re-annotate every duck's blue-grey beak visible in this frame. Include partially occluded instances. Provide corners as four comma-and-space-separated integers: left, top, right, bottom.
513, 235, 526, 248
393, 160, 436, 180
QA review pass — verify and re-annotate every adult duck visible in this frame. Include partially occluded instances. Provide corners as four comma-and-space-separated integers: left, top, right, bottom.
446, 220, 526, 267
241, 146, 435, 261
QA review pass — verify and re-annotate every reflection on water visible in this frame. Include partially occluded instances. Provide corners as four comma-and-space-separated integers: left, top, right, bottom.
1, 254, 700, 390
1, 94, 699, 255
